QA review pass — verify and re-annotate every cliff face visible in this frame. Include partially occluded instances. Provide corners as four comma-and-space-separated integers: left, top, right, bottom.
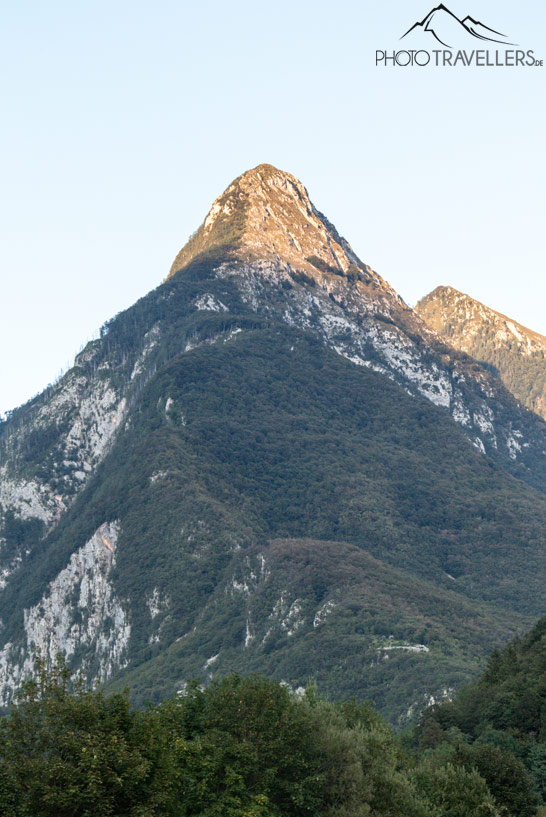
0, 522, 129, 706
0, 164, 545, 724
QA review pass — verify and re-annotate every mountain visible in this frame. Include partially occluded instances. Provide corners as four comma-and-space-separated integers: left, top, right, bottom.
416, 286, 546, 422
166, 165, 546, 488
1, 164, 546, 724
401, 5, 514, 48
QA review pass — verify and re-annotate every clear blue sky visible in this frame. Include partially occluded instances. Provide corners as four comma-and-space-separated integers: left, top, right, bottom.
1, 0, 544, 415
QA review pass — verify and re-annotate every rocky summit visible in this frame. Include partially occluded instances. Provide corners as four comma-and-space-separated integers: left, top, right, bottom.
1, 164, 546, 724
169, 163, 391, 290
417, 285, 546, 422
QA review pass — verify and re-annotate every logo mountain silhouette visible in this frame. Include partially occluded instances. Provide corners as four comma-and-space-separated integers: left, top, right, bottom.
401, 4, 517, 48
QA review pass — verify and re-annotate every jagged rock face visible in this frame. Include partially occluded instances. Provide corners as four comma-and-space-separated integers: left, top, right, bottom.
0, 521, 129, 705
0, 373, 125, 525
169, 164, 546, 481
416, 286, 546, 422
0, 322, 163, 596
0, 372, 126, 605
0, 370, 123, 523
170, 163, 392, 294
417, 286, 546, 357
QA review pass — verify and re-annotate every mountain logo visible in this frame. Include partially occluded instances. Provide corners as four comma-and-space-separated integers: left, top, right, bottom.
401, 4, 517, 48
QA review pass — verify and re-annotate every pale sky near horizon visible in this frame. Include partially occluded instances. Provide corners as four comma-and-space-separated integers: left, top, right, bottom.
1, 0, 544, 415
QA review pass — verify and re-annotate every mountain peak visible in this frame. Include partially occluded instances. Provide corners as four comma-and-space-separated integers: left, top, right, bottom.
416, 286, 546, 419
167, 163, 380, 287
239, 162, 297, 182
419, 286, 546, 346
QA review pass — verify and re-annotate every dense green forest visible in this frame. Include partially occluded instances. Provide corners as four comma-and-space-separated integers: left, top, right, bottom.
6, 615, 546, 815
0, 655, 516, 817
412, 616, 546, 816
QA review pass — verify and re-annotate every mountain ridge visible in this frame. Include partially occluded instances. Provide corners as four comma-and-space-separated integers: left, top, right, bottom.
1, 164, 546, 723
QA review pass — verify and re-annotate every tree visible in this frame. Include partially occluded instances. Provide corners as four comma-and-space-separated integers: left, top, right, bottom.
0, 655, 171, 817
413, 760, 501, 817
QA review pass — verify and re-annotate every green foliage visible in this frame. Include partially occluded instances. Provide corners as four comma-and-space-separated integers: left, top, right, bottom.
4, 262, 546, 733
0, 662, 505, 817
346, 263, 371, 284
0, 656, 171, 817
305, 255, 341, 276
161, 676, 324, 816
464, 744, 539, 817
414, 617, 546, 813
290, 269, 316, 286
412, 759, 501, 817
3, 318, 546, 724
1, 512, 44, 555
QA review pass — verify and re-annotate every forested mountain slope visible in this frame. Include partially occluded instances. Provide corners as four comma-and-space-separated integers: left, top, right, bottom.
416, 615, 546, 815
1, 164, 545, 723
